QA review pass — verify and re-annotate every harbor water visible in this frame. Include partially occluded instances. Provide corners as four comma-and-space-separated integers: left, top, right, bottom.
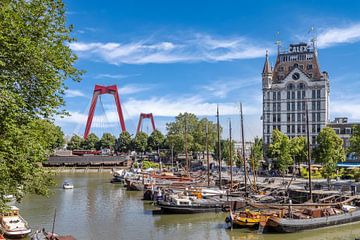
16, 173, 360, 240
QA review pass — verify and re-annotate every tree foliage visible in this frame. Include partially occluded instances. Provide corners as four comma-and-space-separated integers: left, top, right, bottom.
349, 125, 360, 157
67, 135, 83, 150
290, 136, 307, 164
166, 113, 218, 154
147, 130, 165, 152
100, 133, 116, 149
116, 131, 132, 153
0, 0, 82, 210
313, 127, 346, 185
268, 129, 293, 175
133, 132, 148, 154
251, 137, 263, 171
82, 133, 100, 150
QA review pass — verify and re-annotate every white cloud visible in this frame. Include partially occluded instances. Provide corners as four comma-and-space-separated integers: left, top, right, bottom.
201, 77, 259, 98
65, 89, 85, 98
57, 95, 259, 125
94, 73, 141, 79
118, 85, 153, 95
69, 33, 269, 65
318, 23, 360, 48
331, 99, 360, 120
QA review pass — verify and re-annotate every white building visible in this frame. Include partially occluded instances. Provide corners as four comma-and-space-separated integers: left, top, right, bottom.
262, 42, 330, 147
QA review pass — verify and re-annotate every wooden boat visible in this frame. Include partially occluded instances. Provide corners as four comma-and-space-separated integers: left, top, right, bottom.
31, 228, 76, 240
266, 205, 360, 233
226, 209, 262, 228
157, 193, 224, 214
0, 206, 31, 238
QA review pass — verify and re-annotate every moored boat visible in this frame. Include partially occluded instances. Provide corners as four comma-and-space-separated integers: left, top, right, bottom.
31, 228, 76, 240
0, 206, 31, 239
62, 182, 74, 189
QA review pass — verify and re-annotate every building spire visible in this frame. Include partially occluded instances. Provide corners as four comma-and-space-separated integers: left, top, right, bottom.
262, 50, 272, 75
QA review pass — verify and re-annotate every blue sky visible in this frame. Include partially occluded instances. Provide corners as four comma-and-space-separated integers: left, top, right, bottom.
57, 0, 360, 141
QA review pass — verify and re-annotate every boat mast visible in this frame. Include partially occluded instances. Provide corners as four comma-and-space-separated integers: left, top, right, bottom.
305, 100, 313, 201
217, 105, 222, 190
206, 120, 210, 187
51, 208, 57, 237
185, 114, 189, 175
240, 102, 247, 196
229, 119, 233, 190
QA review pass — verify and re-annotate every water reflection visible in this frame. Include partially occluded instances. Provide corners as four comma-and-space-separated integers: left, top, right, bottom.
13, 173, 360, 240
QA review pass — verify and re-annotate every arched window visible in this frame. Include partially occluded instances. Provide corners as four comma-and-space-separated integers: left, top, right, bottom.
294, 63, 298, 68
298, 83, 305, 89
287, 83, 294, 90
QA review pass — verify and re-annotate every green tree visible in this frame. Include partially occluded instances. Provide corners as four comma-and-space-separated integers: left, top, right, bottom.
269, 129, 293, 177
133, 132, 148, 154
220, 140, 237, 166
100, 133, 116, 149
251, 137, 263, 172
148, 130, 165, 152
0, 0, 82, 210
349, 125, 360, 157
67, 135, 83, 150
82, 133, 100, 150
166, 113, 218, 155
116, 131, 132, 153
313, 127, 346, 188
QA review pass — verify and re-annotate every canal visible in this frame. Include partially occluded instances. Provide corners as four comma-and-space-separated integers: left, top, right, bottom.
16, 173, 360, 240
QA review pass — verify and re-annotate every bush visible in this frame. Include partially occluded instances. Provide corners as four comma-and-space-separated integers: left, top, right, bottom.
142, 160, 159, 169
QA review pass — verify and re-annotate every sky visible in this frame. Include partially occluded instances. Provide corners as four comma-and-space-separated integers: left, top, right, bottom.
57, 0, 360, 141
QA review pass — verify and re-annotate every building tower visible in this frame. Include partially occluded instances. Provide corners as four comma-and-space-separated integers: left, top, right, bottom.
262, 42, 330, 149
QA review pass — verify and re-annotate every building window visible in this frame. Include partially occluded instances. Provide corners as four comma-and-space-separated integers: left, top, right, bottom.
334, 128, 340, 134
297, 102, 301, 110
277, 103, 281, 111
312, 124, 316, 133
287, 91, 290, 99
273, 114, 276, 122
292, 92, 295, 99
287, 84, 294, 90
307, 64, 313, 70
297, 113, 301, 122
299, 65, 304, 70
287, 113, 291, 121
273, 92, 276, 100
302, 90, 306, 99
287, 125, 290, 133
312, 90, 316, 99
287, 102, 290, 111
267, 102, 270, 110
317, 124, 321, 133
297, 91, 301, 99
277, 92, 281, 100
312, 101, 316, 110
312, 136, 316, 144
291, 102, 295, 111
312, 113, 315, 122
277, 114, 281, 122
317, 101, 321, 110
317, 113, 320, 121
302, 101, 305, 110
267, 92, 270, 100
291, 113, 295, 122
299, 83, 305, 90
292, 125, 295, 133
317, 90, 321, 98
273, 102, 276, 111
345, 128, 351, 134
297, 125, 301, 133
266, 113, 270, 122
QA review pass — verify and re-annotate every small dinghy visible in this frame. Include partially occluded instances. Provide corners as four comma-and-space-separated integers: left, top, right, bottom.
62, 182, 74, 189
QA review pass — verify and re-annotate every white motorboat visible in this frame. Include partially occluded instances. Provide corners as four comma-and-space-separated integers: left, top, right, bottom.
0, 206, 31, 238
62, 182, 74, 189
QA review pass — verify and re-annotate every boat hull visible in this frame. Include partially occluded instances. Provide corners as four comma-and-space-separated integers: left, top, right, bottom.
2, 228, 31, 239
267, 209, 360, 233
158, 203, 223, 214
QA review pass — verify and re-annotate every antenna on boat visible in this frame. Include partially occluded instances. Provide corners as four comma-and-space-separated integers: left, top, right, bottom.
51, 208, 56, 238
184, 114, 189, 176
206, 119, 210, 187
305, 99, 313, 201
240, 102, 247, 196
229, 118, 233, 191
217, 105, 222, 190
